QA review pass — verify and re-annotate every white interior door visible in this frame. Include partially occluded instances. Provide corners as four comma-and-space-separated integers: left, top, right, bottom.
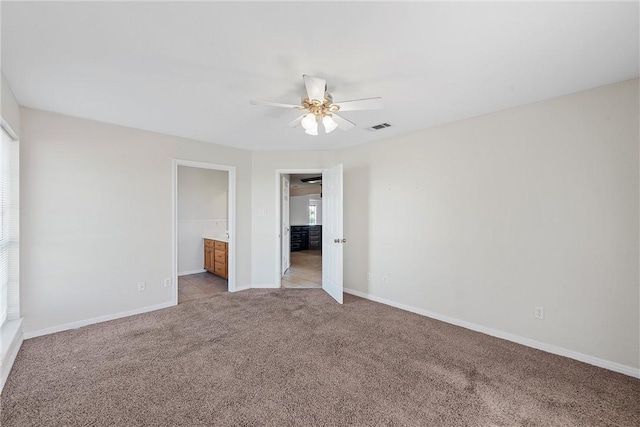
282, 175, 290, 275
322, 164, 343, 304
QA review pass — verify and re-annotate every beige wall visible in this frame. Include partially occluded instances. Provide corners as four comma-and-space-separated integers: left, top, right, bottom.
290, 194, 322, 226
1, 72, 20, 136
178, 167, 228, 221
20, 108, 252, 333
339, 79, 639, 368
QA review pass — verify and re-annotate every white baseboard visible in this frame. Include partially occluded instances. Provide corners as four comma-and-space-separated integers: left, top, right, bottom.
1, 318, 24, 393
344, 287, 640, 379
231, 284, 251, 292
178, 269, 206, 276
23, 301, 175, 340
251, 283, 279, 289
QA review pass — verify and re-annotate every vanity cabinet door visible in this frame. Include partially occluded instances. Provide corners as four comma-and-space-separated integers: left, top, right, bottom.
204, 239, 227, 278
204, 239, 215, 273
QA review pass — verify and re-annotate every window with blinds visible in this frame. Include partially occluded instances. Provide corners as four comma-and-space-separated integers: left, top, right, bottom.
0, 124, 19, 327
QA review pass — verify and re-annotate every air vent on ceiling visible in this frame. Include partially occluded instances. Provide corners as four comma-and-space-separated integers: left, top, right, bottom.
367, 123, 392, 131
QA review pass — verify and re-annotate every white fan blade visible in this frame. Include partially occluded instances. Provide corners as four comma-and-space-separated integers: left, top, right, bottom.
333, 97, 383, 112
250, 100, 301, 109
287, 115, 304, 128
303, 75, 326, 102
331, 113, 356, 131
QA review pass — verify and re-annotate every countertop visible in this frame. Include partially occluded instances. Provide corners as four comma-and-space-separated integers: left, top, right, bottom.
203, 235, 229, 243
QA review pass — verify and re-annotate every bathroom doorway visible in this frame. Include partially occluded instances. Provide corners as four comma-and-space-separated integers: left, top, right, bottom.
172, 160, 237, 305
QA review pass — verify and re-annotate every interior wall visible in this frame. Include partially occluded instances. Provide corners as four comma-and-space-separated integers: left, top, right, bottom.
19, 108, 252, 333
177, 166, 228, 274
1, 73, 20, 136
338, 79, 640, 369
290, 194, 322, 226
250, 150, 335, 287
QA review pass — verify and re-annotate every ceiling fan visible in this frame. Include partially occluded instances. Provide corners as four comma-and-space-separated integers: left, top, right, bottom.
250, 75, 383, 136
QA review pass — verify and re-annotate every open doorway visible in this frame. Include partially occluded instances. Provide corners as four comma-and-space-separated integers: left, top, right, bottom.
282, 174, 323, 289
276, 169, 322, 289
172, 160, 236, 305
275, 166, 344, 303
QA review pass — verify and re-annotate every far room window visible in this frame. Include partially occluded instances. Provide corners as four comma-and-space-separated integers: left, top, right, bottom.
309, 204, 317, 225
0, 124, 19, 327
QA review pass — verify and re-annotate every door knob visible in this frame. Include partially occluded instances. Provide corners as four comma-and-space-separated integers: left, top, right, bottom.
334, 238, 340, 243
341, 239, 347, 243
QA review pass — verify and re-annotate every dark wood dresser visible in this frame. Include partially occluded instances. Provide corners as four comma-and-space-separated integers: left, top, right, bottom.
291, 225, 322, 251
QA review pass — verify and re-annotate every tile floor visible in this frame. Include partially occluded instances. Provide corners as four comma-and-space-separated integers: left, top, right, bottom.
282, 250, 322, 289
178, 272, 227, 303
179, 250, 320, 300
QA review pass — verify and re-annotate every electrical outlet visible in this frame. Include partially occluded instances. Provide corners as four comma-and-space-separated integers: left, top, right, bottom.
137, 281, 146, 292
164, 277, 171, 287
367, 272, 371, 281
534, 306, 544, 320
259, 208, 267, 216
383, 275, 388, 284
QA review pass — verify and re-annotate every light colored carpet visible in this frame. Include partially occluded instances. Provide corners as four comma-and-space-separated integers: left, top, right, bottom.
2, 289, 639, 426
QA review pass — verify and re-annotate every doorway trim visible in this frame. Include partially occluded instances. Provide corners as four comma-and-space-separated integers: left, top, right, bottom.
172, 159, 237, 305
274, 168, 323, 288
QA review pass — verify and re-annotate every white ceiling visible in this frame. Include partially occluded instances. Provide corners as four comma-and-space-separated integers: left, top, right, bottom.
1, 1, 638, 151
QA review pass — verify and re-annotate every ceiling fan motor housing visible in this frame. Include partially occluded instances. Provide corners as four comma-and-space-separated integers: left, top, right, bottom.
302, 92, 333, 105
302, 92, 339, 121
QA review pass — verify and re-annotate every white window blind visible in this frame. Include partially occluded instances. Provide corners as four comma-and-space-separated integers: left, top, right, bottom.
0, 125, 19, 327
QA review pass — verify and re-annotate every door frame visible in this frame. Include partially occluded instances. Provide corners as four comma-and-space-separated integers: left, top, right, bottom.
172, 159, 237, 305
281, 174, 291, 275
274, 168, 323, 287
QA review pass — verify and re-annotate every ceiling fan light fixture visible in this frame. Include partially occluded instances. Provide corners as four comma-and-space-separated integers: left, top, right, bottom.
301, 113, 317, 131
304, 125, 319, 136
322, 115, 338, 133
